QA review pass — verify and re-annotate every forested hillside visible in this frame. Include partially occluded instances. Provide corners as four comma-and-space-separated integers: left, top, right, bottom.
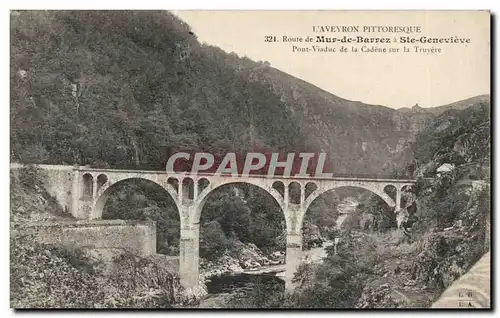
11, 10, 434, 175
11, 11, 304, 170
235, 100, 490, 308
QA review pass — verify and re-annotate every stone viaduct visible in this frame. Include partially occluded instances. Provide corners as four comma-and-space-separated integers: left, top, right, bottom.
10, 163, 415, 292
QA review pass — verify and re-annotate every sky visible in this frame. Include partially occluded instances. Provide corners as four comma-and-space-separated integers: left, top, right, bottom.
173, 10, 490, 109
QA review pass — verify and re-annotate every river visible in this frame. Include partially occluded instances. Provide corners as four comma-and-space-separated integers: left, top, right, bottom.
198, 240, 334, 308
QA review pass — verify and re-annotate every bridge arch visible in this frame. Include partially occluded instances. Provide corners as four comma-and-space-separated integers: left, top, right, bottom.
96, 174, 108, 192
305, 182, 317, 199
298, 183, 396, 231
192, 179, 288, 230
93, 176, 179, 220
92, 176, 181, 256
82, 173, 94, 199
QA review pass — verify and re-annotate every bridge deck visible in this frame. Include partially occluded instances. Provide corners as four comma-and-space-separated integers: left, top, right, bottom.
76, 166, 415, 183
10, 163, 415, 183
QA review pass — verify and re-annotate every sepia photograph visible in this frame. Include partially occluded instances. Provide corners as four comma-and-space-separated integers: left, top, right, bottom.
9, 9, 491, 309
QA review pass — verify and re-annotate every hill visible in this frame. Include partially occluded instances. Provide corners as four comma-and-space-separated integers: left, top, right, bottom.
238, 65, 417, 175
10, 10, 485, 176
10, 11, 303, 170
398, 95, 490, 116
396, 95, 490, 138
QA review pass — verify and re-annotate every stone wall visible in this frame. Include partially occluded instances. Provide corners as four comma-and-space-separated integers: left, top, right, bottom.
13, 219, 157, 257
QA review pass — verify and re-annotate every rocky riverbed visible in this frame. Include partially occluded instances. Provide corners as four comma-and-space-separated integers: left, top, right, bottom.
196, 241, 285, 308
197, 239, 335, 308
200, 240, 285, 279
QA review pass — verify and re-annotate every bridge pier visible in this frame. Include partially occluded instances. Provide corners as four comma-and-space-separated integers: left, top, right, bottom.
395, 186, 402, 211
285, 233, 302, 292
179, 224, 200, 290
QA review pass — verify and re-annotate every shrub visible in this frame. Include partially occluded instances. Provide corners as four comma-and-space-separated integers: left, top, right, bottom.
199, 220, 231, 260
17, 165, 44, 191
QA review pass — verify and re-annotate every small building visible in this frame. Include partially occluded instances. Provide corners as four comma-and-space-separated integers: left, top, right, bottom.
436, 163, 455, 177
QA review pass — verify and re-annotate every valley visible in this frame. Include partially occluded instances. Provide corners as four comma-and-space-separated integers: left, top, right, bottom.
9, 10, 491, 309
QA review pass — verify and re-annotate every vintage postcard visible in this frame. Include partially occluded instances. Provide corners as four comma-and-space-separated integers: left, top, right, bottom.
10, 10, 491, 309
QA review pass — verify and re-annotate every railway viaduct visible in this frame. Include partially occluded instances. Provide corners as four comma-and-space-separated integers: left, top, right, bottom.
10, 163, 415, 292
